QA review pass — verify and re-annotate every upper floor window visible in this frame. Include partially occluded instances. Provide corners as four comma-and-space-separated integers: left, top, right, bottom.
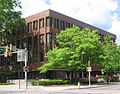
46, 33, 52, 50
39, 18, 44, 29
40, 35, 44, 61
46, 17, 52, 27
60, 20, 63, 30
99, 34, 104, 42
54, 18, 57, 28
66, 22, 71, 28
27, 22, 32, 32
63, 21, 65, 30
33, 20, 38, 30
57, 19, 59, 29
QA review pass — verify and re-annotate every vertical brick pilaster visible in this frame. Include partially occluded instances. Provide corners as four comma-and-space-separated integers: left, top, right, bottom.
44, 17, 47, 63
37, 19, 40, 63
38, 30, 40, 63
31, 36, 34, 63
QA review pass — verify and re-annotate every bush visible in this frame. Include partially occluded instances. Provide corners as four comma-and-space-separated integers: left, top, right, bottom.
31, 79, 70, 86
98, 75, 106, 79
79, 77, 97, 83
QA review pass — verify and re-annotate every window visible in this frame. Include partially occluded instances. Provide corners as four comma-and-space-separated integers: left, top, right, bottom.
39, 18, 44, 28
46, 33, 52, 51
60, 20, 63, 30
54, 33, 59, 47
100, 34, 104, 42
71, 24, 73, 27
27, 22, 32, 32
40, 35, 44, 61
46, 17, 52, 27
66, 22, 71, 28
33, 20, 38, 30
57, 19, 59, 29
54, 18, 57, 28
60, 20, 65, 30
63, 21, 65, 30
54, 18, 59, 29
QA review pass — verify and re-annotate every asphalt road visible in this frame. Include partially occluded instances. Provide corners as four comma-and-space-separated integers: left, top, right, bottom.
48, 85, 120, 94
0, 84, 120, 94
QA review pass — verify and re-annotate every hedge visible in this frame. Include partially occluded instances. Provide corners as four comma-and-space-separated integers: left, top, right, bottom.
31, 79, 70, 86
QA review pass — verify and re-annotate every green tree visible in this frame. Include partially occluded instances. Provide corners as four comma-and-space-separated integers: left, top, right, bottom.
0, 0, 25, 44
39, 26, 103, 73
100, 36, 120, 73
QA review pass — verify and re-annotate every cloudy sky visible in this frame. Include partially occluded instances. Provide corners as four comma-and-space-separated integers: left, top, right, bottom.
19, 0, 120, 44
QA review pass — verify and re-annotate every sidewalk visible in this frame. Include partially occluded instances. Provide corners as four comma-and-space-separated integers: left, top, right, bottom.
0, 82, 120, 92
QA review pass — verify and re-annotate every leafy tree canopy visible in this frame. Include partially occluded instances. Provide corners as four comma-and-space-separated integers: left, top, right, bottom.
0, 0, 25, 44
100, 36, 120, 73
39, 26, 103, 73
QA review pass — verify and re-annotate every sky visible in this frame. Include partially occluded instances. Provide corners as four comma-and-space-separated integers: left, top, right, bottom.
19, 0, 120, 44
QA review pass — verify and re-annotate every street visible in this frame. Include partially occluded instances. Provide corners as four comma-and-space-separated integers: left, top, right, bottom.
0, 84, 120, 94
50, 85, 120, 94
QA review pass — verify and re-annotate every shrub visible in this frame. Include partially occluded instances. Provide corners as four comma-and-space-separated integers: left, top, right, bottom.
98, 75, 106, 79
31, 79, 70, 86
79, 77, 97, 83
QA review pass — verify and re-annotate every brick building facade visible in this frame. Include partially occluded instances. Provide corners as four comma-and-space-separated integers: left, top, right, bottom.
0, 9, 116, 79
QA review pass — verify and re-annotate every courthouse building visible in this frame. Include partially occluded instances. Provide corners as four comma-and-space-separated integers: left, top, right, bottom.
0, 9, 116, 79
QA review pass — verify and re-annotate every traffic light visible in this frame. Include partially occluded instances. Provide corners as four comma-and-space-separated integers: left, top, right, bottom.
10, 43, 12, 52
8, 51, 11, 56
6, 45, 8, 53
4, 44, 13, 57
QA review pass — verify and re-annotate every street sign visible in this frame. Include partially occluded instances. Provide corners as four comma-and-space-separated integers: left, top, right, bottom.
17, 51, 25, 62
8, 65, 12, 71
23, 66, 29, 72
87, 67, 92, 72
13, 46, 16, 51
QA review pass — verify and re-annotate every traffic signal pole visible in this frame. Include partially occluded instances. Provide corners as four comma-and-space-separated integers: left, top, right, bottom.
25, 48, 28, 90
0, 46, 28, 90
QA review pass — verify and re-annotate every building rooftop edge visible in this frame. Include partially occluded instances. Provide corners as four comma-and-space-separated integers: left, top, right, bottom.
25, 9, 116, 38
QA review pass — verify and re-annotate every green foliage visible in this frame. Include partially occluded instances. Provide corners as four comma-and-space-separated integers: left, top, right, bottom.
39, 26, 103, 73
98, 35, 120, 73
39, 26, 120, 74
31, 79, 70, 86
98, 75, 106, 79
100, 44, 120, 73
79, 77, 97, 83
0, 0, 25, 44
0, 70, 9, 82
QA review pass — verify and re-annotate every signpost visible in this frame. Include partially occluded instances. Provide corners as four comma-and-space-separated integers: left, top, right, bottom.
17, 48, 28, 90
87, 60, 92, 87
0, 46, 28, 90
24, 48, 28, 90
87, 67, 92, 87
